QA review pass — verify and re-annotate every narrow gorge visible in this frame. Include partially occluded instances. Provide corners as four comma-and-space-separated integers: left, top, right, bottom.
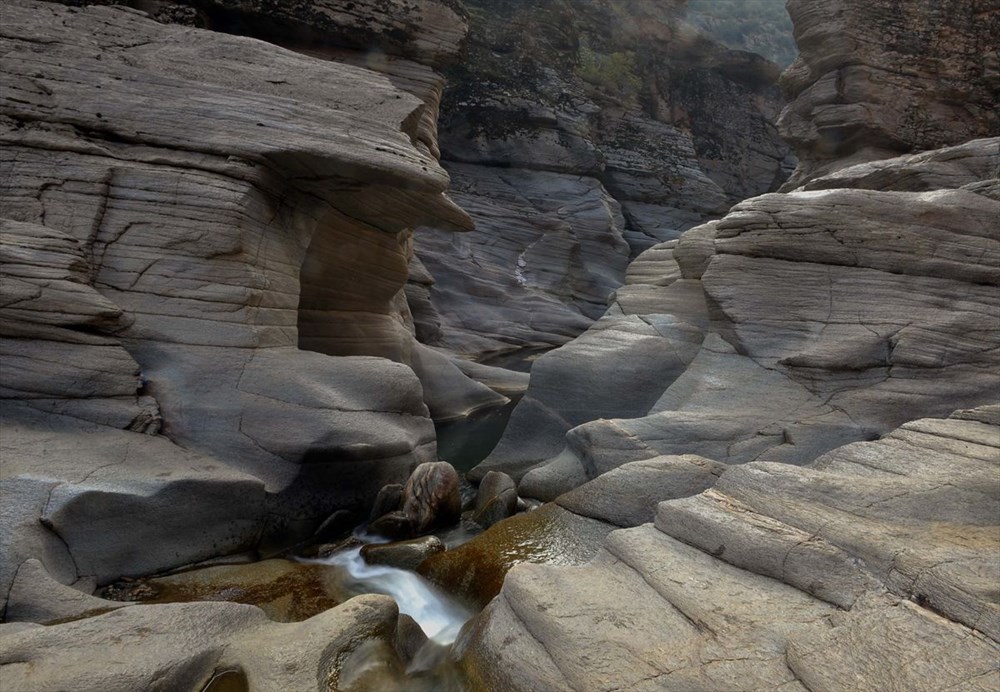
0, 0, 997, 690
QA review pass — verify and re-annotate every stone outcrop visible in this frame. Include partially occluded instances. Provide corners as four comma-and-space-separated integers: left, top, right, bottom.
410, 0, 795, 359
0, 596, 417, 691
484, 136, 999, 499
459, 409, 1000, 690
459, 0, 1000, 687
472, 0, 1000, 492
0, 0, 486, 617
779, 0, 1000, 187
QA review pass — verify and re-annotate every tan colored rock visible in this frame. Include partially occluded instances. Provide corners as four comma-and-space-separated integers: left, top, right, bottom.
419, 503, 612, 609
461, 411, 1000, 690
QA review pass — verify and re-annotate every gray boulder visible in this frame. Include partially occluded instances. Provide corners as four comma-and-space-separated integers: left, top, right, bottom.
471, 471, 519, 529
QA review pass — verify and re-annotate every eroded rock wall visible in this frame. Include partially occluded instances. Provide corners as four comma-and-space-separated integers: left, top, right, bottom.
0, 0, 474, 611
473, 0, 1000, 492
779, 0, 1000, 186
411, 0, 795, 359
461, 0, 1000, 685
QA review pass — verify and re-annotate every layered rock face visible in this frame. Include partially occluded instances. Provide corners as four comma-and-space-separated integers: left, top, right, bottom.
459, 0, 1000, 687
474, 0, 1000, 496
779, 0, 1000, 186
461, 408, 1000, 690
411, 0, 795, 358
0, 0, 482, 618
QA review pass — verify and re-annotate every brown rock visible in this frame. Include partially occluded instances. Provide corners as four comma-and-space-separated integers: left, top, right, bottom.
401, 462, 462, 534
361, 536, 445, 572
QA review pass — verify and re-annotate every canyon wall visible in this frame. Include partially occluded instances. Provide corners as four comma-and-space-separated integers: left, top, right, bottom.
459, 0, 1000, 686
411, 0, 795, 359
0, 0, 483, 616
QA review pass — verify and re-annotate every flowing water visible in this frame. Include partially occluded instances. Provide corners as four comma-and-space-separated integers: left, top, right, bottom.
297, 530, 477, 689
308, 538, 473, 647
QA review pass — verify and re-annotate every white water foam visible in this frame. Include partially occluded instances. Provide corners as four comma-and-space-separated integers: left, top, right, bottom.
312, 540, 472, 646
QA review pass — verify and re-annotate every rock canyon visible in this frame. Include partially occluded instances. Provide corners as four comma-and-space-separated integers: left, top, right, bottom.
0, 0, 997, 690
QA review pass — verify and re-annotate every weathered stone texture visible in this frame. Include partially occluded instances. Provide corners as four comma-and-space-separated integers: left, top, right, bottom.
779, 0, 1000, 186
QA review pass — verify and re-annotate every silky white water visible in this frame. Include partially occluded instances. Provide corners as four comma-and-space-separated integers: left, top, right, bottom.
310, 539, 472, 647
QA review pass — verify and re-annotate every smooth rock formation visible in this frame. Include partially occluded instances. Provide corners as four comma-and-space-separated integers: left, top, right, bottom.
361, 536, 446, 572
471, 470, 518, 528
0, 0, 486, 618
401, 461, 463, 535
460, 410, 1000, 689
459, 0, 1000, 682
0, 596, 412, 692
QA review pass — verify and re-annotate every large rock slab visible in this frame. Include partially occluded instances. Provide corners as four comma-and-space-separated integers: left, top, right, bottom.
0, 596, 410, 692
460, 411, 1000, 690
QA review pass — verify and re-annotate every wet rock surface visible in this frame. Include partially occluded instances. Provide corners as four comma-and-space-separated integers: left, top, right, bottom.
401, 461, 463, 535
361, 536, 446, 572
418, 503, 613, 609
109, 559, 349, 623
471, 471, 518, 529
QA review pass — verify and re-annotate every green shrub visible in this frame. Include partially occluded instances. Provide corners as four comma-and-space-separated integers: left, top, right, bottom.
577, 40, 642, 103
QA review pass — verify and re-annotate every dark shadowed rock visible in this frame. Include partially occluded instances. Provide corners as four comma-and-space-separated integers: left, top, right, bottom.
361, 536, 445, 572
369, 484, 405, 522
779, 0, 1000, 187
471, 471, 518, 529
401, 462, 462, 535
368, 512, 415, 542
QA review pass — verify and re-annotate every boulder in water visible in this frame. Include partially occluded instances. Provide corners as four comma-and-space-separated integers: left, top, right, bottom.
401, 462, 462, 534
369, 484, 404, 522
368, 511, 415, 541
472, 471, 518, 529
361, 536, 446, 571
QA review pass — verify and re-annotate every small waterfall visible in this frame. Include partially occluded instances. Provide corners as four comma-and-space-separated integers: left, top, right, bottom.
314, 543, 472, 646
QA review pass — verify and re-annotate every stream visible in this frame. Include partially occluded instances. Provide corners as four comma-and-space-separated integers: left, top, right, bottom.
306, 535, 472, 648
